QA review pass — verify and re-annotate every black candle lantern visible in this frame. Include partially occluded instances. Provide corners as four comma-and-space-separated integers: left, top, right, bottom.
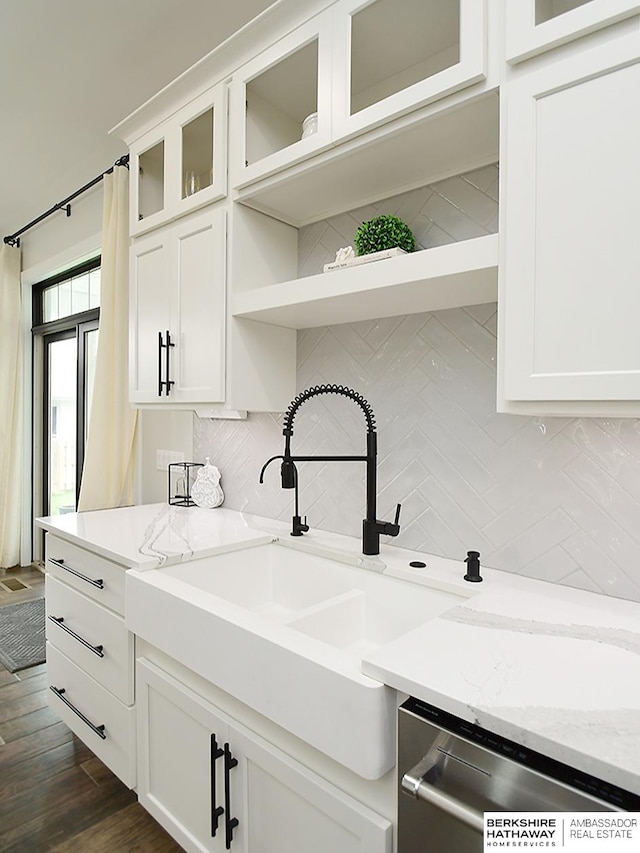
168, 462, 203, 506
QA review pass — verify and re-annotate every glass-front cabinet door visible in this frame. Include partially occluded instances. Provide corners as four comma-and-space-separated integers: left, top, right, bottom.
506, 0, 640, 63
230, 13, 333, 189
130, 83, 227, 235
331, 0, 487, 140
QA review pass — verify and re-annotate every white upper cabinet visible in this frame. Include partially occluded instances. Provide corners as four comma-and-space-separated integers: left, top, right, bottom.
506, 0, 640, 63
130, 208, 226, 406
498, 21, 640, 414
231, 0, 493, 225
332, 0, 486, 141
130, 84, 227, 236
231, 13, 334, 188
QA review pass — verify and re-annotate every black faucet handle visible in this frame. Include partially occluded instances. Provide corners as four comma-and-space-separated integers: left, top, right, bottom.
291, 514, 309, 537
378, 503, 401, 538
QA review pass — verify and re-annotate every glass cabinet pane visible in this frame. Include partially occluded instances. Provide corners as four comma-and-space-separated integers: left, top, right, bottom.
536, 0, 594, 24
350, 0, 460, 115
246, 40, 318, 165
138, 141, 165, 220
182, 108, 214, 199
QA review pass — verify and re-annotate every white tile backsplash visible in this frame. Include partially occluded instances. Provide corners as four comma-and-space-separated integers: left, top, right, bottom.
193, 167, 640, 603
194, 303, 640, 603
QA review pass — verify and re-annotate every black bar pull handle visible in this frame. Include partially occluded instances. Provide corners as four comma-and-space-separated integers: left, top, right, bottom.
48, 616, 104, 658
50, 686, 106, 740
224, 743, 239, 849
158, 330, 164, 397
211, 734, 225, 837
48, 558, 104, 590
164, 330, 175, 397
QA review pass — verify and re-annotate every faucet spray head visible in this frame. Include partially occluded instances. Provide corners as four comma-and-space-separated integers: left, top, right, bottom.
281, 458, 296, 489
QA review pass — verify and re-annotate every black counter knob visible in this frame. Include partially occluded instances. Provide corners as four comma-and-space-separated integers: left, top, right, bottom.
464, 550, 483, 583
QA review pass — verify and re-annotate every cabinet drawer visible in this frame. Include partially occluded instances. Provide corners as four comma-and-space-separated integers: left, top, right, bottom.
46, 575, 134, 705
47, 644, 136, 788
46, 535, 126, 616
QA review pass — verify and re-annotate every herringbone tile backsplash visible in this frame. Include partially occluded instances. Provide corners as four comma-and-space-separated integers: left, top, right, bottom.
194, 168, 640, 603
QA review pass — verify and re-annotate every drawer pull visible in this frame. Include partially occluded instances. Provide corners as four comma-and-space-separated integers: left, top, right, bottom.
50, 686, 107, 740
49, 557, 104, 589
48, 616, 105, 658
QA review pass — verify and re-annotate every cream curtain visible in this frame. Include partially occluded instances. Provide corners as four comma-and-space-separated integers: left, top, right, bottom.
0, 244, 23, 567
78, 166, 138, 511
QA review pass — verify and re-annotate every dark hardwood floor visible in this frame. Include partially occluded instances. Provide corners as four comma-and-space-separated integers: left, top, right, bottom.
0, 565, 182, 852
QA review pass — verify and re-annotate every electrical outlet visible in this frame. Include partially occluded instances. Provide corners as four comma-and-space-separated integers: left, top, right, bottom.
156, 449, 185, 471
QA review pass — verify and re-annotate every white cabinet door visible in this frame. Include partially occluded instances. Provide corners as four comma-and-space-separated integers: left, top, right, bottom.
231, 721, 392, 853
506, 0, 640, 64
136, 659, 392, 853
137, 659, 229, 853
130, 82, 227, 236
130, 228, 173, 403
129, 208, 226, 406
171, 209, 226, 404
230, 12, 334, 189
331, 0, 486, 142
499, 24, 640, 411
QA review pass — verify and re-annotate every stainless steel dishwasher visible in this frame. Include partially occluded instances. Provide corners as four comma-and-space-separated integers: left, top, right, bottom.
398, 697, 640, 852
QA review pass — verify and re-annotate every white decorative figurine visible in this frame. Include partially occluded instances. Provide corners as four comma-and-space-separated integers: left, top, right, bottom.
335, 245, 355, 263
191, 457, 224, 508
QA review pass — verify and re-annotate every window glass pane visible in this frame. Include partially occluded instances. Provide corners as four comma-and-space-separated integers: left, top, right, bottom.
48, 337, 77, 515
43, 286, 59, 322
84, 328, 99, 441
71, 273, 90, 314
89, 269, 101, 308
58, 280, 72, 318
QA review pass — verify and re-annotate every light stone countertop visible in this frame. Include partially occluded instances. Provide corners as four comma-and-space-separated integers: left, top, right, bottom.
37, 503, 274, 569
37, 503, 640, 798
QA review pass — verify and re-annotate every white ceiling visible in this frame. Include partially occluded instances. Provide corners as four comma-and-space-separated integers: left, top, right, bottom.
0, 0, 276, 241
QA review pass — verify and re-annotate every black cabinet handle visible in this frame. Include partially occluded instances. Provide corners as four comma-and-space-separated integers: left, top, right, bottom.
158, 330, 164, 397
48, 558, 104, 589
164, 330, 175, 397
48, 616, 104, 657
211, 734, 225, 837
50, 686, 106, 740
158, 330, 175, 397
224, 743, 239, 849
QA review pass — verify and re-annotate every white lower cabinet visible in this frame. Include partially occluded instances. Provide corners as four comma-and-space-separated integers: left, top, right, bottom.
136, 658, 393, 853
45, 535, 136, 787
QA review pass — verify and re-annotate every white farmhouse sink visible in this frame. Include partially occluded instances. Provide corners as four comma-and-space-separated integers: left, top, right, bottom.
126, 540, 466, 779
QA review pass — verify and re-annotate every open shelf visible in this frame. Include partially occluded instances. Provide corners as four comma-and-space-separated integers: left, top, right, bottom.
234, 90, 499, 227
231, 233, 498, 329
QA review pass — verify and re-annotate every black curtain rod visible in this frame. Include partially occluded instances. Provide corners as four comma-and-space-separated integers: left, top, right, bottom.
3, 154, 130, 248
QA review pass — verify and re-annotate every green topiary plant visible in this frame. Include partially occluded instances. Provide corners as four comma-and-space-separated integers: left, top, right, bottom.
354, 214, 416, 256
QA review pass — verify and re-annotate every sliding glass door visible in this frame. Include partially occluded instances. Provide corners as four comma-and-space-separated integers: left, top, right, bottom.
32, 258, 100, 556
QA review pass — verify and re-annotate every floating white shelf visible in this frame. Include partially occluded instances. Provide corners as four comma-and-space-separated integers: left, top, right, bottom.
232, 233, 498, 329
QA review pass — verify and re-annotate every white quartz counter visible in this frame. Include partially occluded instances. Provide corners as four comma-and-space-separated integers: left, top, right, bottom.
362, 553, 640, 799
37, 503, 273, 569
37, 504, 640, 798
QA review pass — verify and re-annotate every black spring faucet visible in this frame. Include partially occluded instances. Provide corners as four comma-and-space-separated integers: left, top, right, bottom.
259, 384, 401, 555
